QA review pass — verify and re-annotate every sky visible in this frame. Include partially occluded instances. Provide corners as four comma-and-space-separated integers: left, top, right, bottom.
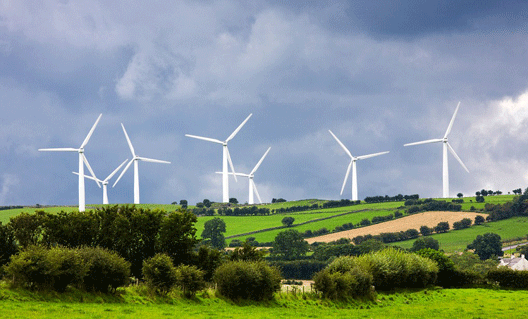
1, 0, 528, 206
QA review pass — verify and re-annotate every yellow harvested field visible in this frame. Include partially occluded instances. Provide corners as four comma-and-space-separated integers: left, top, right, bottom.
306, 211, 486, 244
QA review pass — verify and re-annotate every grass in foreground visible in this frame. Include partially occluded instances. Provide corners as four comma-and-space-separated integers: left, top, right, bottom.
0, 283, 526, 318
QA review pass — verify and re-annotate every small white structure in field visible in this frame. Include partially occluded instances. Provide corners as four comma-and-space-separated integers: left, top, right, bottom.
113, 124, 171, 204
328, 130, 389, 201
404, 102, 469, 198
39, 114, 103, 212
499, 254, 528, 271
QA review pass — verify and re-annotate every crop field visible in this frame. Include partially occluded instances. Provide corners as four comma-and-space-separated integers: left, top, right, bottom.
390, 216, 528, 252
305, 211, 486, 244
0, 285, 526, 318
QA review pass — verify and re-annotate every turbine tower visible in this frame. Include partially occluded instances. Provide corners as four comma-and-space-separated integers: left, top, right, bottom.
329, 130, 389, 201
217, 147, 271, 204
113, 124, 171, 204
404, 102, 469, 198
185, 113, 252, 203
39, 114, 102, 212
73, 159, 128, 204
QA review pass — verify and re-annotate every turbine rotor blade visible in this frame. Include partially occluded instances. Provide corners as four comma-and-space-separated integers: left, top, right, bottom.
340, 160, 352, 195
356, 151, 390, 160
72, 172, 101, 183
185, 134, 224, 145
444, 101, 461, 138
226, 113, 252, 142
404, 139, 444, 147
38, 148, 79, 152
215, 172, 249, 177
82, 154, 101, 188
80, 113, 102, 148
252, 180, 262, 204
329, 130, 353, 158
105, 159, 129, 182
121, 124, 136, 156
137, 156, 171, 164
447, 142, 469, 173
226, 147, 237, 182
250, 147, 271, 175
113, 159, 133, 187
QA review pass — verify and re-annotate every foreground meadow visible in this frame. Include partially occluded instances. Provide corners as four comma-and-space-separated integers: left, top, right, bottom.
0, 285, 525, 319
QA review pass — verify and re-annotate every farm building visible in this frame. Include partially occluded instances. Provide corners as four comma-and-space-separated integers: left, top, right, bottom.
499, 254, 528, 271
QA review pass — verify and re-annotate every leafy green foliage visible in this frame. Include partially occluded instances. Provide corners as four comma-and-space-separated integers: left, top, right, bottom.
434, 221, 450, 233
415, 248, 457, 287
468, 233, 503, 260
201, 217, 226, 250
420, 225, 432, 236
194, 245, 224, 282
411, 237, 439, 252
487, 267, 528, 288
175, 264, 206, 297
214, 261, 281, 301
158, 209, 199, 266
0, 222, 17, 274
229, 241, 265, 262
272, 229, 309, 260
269, 260, 327, 280
313, 266, 373, 300
142, 253, 178, 294
5, 246, 87, 292
78, 247, 131, 293
281, 216, 295, 227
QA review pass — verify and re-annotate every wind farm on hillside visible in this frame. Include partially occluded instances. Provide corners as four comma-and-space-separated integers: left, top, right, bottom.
33, 103, 473, 211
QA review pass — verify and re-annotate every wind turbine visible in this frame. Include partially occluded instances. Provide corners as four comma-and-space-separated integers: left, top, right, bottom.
39, 114, 102, 212
113, 124, 171, 204
185, 114, 252, 203
73, 159, 128, 204
404, 102, 469, 198
216, 147, 271, 204
329, 130, 389, 201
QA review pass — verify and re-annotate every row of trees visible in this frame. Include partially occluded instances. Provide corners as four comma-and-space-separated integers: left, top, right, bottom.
364, 194, 419, 203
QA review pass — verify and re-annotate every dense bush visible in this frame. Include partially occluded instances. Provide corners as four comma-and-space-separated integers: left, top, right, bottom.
142, 253, 178, 294
420, 225, 432, 236
175, 264, 206, 297
415, 248, 457, 287
269, 260, 328, 280
214, 261, 281, 301
312, 243, 360, 261
487, 267, 528, 289
78, 247, 130, 293
411, 237, 439, 251
467, 233, 503, 260
474, 215, 485, 225
0, 222, 18, 274
434, 222, 450, 233
453, 218, 472, 230
313, 265, 373, 300
5, 246, 86, 292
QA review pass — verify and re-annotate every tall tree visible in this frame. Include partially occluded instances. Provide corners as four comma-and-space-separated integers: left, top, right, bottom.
468, 233, 503, 260
272, 229, 308, 260
201, 217, 226, 250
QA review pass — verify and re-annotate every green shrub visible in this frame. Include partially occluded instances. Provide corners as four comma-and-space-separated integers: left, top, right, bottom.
4, 246, 86, 292
269, 260, 327, 280
411, 237, 439, 252
5, 245, 53, 290
313, 265, 373, 299
175, 264, 206, 297
214, 260, 281, 301
415, 248, 456, 287
46, 247, 87, 292
142, 253, 178, 294
78, 247, 130, 293
487, 267, 528, 289
0, 222, 18, 276
356, 248, 438, 290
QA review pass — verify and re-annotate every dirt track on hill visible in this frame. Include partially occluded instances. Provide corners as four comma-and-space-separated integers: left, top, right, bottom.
306, 211, 486, 244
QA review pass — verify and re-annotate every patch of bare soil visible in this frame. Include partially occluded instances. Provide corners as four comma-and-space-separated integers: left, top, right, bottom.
306, 211, 486, 244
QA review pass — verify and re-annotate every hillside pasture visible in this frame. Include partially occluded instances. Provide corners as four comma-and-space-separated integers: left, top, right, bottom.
391, 216, 528, 252
305, 211, 486, 244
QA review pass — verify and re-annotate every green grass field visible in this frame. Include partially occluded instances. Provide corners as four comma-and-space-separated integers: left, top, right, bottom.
391, 216, 528, 252
0, 284, 526, 318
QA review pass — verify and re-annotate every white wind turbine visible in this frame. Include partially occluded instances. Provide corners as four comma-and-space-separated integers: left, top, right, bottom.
39, 114, 102, 212
185, 114, 252, 203
73, 159, 128, 204
113, 124, 171, 204
216, 147, 271, 204
329, 130, 389, 201
404, 102, 469, 198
